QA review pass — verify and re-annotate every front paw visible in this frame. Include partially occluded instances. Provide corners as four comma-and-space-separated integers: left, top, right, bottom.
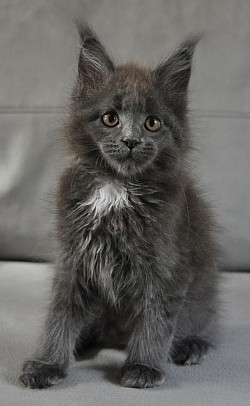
120, 364, 166, 388
20, 359, 67, 389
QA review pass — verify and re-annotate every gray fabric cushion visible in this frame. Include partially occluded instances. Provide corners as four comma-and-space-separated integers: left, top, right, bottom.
0, 0, 250, 268
0, 113, 65, 260
0, 261, 250, 405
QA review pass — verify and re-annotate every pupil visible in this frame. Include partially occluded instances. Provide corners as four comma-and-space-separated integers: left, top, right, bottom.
109, 114, 115, 123
149, 118, 155, 127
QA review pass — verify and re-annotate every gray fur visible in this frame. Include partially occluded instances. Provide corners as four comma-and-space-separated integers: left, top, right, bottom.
20, 23, 220, 389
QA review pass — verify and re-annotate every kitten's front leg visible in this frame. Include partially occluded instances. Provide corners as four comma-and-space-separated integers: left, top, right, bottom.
20, 270, 97, 389
121, 286, 184, 388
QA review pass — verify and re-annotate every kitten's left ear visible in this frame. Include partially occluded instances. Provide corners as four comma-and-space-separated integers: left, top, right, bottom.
154, 34, 201, 112
77, 22, 115, 91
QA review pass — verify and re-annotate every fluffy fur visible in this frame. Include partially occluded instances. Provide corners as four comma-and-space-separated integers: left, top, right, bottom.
20, 23, 220, 389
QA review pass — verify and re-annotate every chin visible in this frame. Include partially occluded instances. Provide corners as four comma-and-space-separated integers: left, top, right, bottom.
109, 156, 153, 178
100, 146, 155, 178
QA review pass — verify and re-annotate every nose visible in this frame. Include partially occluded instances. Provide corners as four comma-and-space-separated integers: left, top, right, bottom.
121, 138, 142, 150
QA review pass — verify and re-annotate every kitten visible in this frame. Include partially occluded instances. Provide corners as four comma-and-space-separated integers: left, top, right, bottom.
20, 23, 220, 389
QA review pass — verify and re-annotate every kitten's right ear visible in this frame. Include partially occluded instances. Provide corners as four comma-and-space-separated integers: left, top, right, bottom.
76, 22, 115, 91
154, 34, 201, 113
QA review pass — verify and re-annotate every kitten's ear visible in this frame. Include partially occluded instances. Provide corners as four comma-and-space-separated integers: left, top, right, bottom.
76, 22, 115, 90
154, 35, 201, 112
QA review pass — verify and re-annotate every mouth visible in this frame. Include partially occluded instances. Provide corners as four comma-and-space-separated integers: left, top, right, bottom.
122, 150, 134, 161
100, 144, 149, 175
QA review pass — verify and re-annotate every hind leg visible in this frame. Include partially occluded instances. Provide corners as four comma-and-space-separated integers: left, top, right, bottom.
74, 313, 129, 357
74, 330, 99, 358
171, 336, 211, 365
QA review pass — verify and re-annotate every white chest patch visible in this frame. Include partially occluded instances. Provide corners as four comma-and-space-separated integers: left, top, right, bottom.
83, 181, 130, 218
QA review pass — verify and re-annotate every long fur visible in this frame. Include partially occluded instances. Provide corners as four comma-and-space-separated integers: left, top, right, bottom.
20, 23, 220, 389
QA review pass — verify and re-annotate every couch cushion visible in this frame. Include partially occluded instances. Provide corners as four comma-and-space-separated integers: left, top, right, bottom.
0, 261, 249, 405
0, 0, 250, 269
0, 112, 65, 260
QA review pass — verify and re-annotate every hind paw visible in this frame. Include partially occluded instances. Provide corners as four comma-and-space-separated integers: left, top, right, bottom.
172, 337, 210, 365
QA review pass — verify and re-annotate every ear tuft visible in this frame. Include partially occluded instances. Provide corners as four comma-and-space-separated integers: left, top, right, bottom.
154, 33, 202, 96
76, 21, 115, 90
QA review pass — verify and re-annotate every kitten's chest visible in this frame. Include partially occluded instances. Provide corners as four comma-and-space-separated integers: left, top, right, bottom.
75, 180, 132, 233
85, 181, 131, 220
72, 179, 161, 239
70, 180, 159, 303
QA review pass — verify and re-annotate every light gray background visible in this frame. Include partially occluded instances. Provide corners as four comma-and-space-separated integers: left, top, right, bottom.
0, 262, 250, 405
0, 2, 250, 404
0, 0, 250, 267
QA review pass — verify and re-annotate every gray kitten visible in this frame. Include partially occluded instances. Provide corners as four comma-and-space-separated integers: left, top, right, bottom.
20, 23, 220, 389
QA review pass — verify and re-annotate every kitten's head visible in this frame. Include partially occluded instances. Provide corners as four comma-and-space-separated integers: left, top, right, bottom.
66, 23, 200, 178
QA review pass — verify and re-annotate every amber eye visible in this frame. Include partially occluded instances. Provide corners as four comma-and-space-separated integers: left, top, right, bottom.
145, 116, 161, 132
102, 112, 119, 127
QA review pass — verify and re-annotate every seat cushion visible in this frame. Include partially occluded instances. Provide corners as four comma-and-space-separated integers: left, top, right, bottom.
0, 261, 249, 405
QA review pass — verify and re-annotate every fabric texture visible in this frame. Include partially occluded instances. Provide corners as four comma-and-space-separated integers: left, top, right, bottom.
0, 261, 249, 405
0, 2, 250, 265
